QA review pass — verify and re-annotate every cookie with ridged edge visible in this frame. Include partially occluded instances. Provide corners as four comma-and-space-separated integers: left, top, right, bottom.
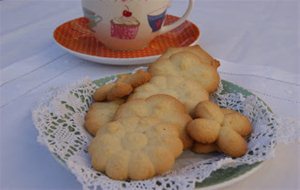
84, 99, 124, 136
222, 111, 252, 137
93, 70, 151, 102
221, 108, 235, 115
117, 70, 152, 88
193, 100, 224, 123
192, 142, 219, 154
187, 119, 221, 144
217, 127, 248, 157
148, 51, 220, 93
115, 94, 193, 149
129, 75, 209, 114
189, 105, 252, 158
93, 82, 132, 102
88, 117, 183, 180
158, 45, 220, 69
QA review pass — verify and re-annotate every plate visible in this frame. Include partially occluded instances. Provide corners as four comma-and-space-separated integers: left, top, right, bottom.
95, 79, 267, 189
53, 15, 200, 65
35, 76, 275, 189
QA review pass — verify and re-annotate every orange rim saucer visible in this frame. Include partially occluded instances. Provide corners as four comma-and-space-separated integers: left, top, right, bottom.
53, 15, 200, 65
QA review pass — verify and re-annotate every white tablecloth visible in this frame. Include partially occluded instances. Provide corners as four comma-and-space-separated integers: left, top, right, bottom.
1, 0, 299, 189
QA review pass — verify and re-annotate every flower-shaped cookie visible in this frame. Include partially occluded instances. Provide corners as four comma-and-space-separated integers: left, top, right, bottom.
89, 117, 183, 180
84, 99, 124, 136
115, 94, 193, 149
129, 75, 209, 114
93, 70, 151, 101
148, 50, 220, 93
157, 45, 220, 69
187, 101, 252, 157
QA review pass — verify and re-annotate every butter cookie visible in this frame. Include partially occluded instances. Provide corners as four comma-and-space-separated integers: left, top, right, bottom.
187, 119, 221, 144
192, 143, 219, 154
117, 70, 152, 88
217, 127, 248, 157
115, 94, 193, 149
93, 70, 151, 101
158, 45, 220, 69
129, 75, 209, 114
84, 99, 124, 136
88, 117, 183, 180
148, 51, 220, 93
187, 101, 252, 157
222, 111, 252, 137
193, 101, 224, 123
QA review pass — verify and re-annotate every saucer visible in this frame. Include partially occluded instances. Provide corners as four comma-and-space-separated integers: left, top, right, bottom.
53, 15, 200, 65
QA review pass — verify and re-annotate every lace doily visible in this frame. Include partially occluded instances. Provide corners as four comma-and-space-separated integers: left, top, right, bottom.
32, 76, 299, 190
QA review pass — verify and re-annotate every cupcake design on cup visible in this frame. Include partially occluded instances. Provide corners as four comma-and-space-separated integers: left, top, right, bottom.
111, 5, 140, 40
147, 5, 168, 32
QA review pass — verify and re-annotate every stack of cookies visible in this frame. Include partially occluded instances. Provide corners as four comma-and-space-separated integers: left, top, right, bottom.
84, 45, 252, 181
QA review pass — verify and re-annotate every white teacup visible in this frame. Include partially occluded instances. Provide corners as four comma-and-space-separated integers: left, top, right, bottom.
81, 0, 194, 50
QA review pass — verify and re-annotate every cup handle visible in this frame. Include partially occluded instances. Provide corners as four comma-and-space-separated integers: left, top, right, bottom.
158, 0, 195, 34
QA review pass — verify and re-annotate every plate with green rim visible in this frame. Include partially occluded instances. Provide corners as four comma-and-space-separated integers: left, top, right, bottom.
43, 76, 274, 189
94, 77, 273, 189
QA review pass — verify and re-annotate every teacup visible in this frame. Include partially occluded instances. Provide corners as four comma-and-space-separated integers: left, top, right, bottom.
81, 0, 194, 50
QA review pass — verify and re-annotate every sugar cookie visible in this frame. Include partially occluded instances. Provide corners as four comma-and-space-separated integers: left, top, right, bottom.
89, 117, 183, 180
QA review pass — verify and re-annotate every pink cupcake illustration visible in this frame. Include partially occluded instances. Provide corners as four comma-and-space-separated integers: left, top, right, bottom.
111, 6, 140, 40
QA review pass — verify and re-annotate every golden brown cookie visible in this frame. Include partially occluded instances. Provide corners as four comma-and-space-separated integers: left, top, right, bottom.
222, 112, 252, 137
115, 94, 193, 149
88, 117, 183, 180
129, 75, 209, 114
192, 143, 219, 154
188, 103, 252, 158
193, 101, 224, 123
186, 119, 221, 144
217, 127, 248, 157
93, 82, 132, 102
158, 45, 220, 69
118, 70, 152, 88
93, 70, 151, 102
84, 99, 124, 136
221, 108, 235, 115
148, 51, 220, 93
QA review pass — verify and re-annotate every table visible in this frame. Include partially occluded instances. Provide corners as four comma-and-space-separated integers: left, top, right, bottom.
1, 0, 299, 189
